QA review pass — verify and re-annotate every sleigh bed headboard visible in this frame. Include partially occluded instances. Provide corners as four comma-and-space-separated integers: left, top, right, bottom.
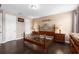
38, 24, 55, 33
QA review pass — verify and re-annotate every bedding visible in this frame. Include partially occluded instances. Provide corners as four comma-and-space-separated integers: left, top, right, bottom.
70, 33, 79, 41
46, 36, 54, 40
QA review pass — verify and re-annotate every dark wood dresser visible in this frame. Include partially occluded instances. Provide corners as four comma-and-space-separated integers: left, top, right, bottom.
54, 33, 65, 43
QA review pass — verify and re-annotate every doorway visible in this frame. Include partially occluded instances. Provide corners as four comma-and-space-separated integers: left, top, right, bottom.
5, 14, 17, 42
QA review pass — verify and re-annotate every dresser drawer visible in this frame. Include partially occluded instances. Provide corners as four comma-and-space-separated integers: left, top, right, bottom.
54, 34, 65, 43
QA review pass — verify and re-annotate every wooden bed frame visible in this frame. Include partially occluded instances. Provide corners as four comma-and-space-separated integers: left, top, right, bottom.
24, 31, 55, 53
70, 34, 79, 53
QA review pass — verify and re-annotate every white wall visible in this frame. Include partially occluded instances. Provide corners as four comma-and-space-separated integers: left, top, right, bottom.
16, 20, 24, 39
0, 11, 25, 43
25, 18, 32, 35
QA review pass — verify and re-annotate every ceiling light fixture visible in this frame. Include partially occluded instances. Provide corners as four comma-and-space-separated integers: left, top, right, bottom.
29, 4, 39, 10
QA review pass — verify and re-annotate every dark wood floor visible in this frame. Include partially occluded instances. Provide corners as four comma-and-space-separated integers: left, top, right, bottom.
0, 39, 71, 54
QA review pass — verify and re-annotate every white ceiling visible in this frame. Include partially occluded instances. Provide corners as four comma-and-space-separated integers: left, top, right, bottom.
1, 4, 78, 18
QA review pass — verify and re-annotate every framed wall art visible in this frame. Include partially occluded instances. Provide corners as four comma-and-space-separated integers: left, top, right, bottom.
18, 18, 24, 22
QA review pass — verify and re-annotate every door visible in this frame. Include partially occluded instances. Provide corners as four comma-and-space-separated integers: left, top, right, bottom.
5, 14, 16, 42
0, 12, 2, 43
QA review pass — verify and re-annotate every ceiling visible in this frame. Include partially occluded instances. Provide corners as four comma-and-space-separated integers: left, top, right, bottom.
0, 4, 78, 18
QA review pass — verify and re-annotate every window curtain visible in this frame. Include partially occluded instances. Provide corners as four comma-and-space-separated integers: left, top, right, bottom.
72, 7, 79, 33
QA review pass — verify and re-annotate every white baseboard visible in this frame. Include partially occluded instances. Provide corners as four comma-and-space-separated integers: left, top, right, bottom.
17, 37, 24, 40
1, 39, 16, 44
2, 40, 9, 44
1, 37, 23, 44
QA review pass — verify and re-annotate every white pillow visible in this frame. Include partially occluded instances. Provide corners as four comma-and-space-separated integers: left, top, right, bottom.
46, 36, 54, 40
39, 35, 44, 38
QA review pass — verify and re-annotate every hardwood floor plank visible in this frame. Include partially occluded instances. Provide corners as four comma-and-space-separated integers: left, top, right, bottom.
0, 39, 71, 54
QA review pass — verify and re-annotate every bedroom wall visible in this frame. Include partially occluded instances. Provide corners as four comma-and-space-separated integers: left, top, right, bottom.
33, 11, 73, 43
16, 20, 25, 39
25, 17, 32, 35
1, 11, 25, 43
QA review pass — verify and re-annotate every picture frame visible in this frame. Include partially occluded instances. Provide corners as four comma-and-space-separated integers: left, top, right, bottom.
18, 18, 24, 22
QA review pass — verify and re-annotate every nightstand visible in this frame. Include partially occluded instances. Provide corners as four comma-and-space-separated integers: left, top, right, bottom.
54, 33, 65, 43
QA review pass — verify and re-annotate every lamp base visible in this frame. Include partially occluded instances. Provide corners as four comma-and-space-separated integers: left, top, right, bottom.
59, 30, 61, 34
